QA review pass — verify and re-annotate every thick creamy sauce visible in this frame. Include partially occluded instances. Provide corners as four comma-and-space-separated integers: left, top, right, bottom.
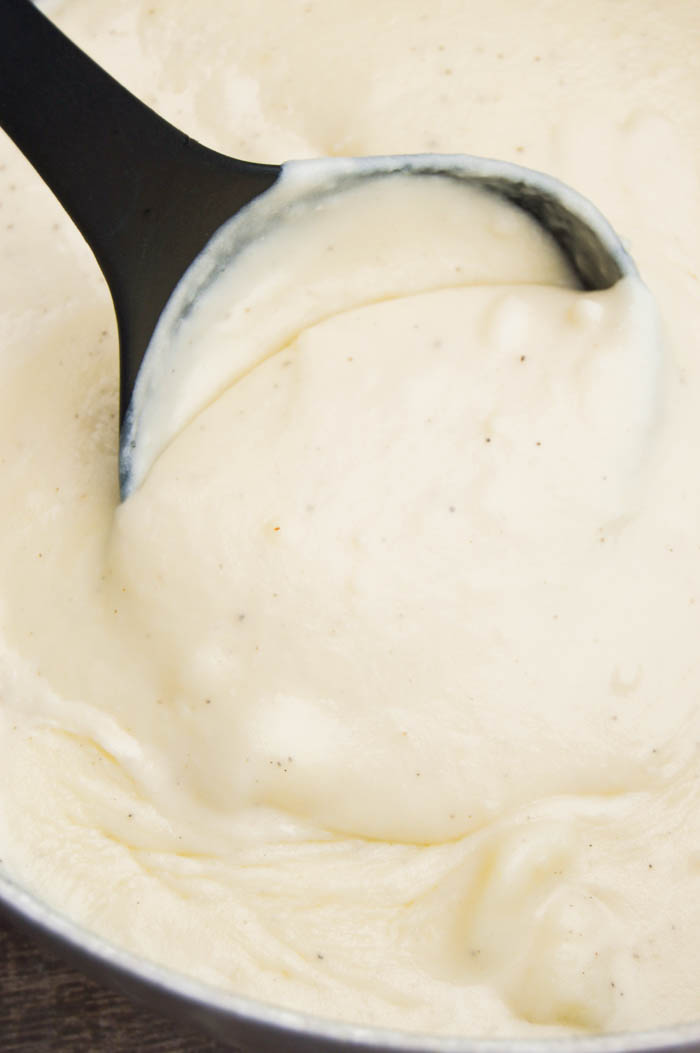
1, 0, 700, 1039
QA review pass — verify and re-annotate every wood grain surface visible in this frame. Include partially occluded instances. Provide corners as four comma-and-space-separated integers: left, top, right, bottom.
0, 912, 233, 1051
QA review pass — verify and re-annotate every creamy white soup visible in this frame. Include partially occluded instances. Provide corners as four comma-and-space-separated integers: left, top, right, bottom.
1, 0, 700, 1038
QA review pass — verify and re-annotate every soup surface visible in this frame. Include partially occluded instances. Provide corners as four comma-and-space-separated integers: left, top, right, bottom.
1, 0, 699, 1038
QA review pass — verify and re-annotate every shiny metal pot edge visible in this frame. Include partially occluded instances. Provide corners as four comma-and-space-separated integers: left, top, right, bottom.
1, 869, 698, 1053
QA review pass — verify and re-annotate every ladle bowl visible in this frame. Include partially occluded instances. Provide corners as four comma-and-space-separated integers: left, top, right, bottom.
0, 0, 636, 496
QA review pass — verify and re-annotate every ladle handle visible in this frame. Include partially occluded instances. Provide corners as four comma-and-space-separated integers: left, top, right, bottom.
0, 0, 279, 418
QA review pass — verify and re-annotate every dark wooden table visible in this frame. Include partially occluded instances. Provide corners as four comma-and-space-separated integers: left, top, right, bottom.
0, 913, 233, 1051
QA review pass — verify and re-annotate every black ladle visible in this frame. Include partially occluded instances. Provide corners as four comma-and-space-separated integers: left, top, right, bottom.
0, 0, 279, 425
0, 0, 636, 495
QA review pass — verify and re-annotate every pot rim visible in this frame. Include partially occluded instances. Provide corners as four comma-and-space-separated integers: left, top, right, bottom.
2, 867, 699, 1053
